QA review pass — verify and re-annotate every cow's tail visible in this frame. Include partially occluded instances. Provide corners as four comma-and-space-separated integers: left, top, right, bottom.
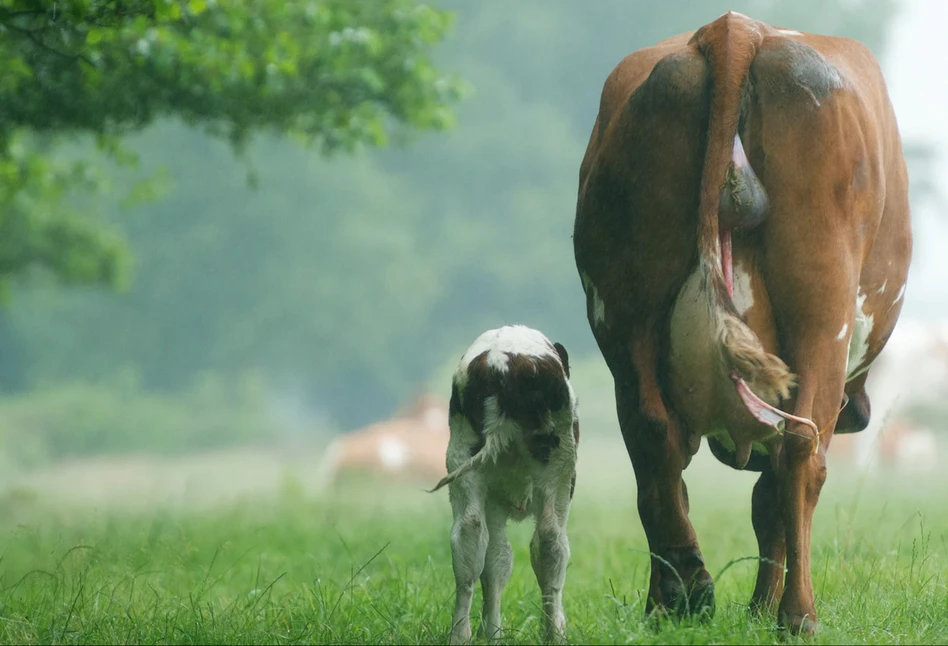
427, 428, 509, 493
693, 14, 795, 403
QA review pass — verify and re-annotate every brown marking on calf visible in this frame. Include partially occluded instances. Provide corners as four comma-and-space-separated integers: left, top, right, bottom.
553, 342, 571, 378
457, 351, 492, 441
458, 351, 571, 465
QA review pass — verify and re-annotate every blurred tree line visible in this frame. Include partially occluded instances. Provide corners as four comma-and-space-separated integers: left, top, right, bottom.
0, 0, 935, 453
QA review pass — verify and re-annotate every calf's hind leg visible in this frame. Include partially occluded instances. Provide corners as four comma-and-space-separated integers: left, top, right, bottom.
530, 489, 571, 644
478, 503, 512, 640
449, 496, 488, 644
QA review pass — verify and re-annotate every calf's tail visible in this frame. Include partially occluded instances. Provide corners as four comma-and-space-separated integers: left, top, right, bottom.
426, 429, 508, 493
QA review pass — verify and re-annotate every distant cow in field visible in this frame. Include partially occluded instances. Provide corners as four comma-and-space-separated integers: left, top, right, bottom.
430, 326, 579, 644
830, 417, 940, 472
574, 12, 911, 635
877, 419, 939, 471
316, 392, 449, 489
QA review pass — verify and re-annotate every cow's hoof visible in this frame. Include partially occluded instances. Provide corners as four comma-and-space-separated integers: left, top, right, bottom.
660, 573, 715, 620
779, 611, 818, 637
689, 579, 716, 620
655, 548, 716, 620
747, 595, 779, 617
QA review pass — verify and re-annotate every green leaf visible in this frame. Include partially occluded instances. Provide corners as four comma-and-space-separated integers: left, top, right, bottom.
86, 27, 103, 45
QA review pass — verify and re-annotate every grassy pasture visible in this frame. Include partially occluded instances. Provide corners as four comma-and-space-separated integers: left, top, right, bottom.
0, 437, 945, 645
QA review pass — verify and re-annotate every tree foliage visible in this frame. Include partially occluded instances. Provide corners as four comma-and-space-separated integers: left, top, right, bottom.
0, 0, 465, 290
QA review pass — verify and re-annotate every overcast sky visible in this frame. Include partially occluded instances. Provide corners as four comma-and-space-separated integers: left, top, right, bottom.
887, 0, 948, 321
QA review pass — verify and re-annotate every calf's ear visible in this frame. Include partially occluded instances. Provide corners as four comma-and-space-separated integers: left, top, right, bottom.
553, 341, 570, 378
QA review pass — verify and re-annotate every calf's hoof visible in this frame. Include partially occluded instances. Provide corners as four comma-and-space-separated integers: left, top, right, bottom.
476, 624, 503, 641
449, 624, 472, 645
540, 615, 567, 644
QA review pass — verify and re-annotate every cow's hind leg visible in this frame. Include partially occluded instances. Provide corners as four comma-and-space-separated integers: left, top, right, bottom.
762, 214, 856, 634
449, 494, 488, 644
478, 503, 512, 640
615, 337, 713, 620
774, 374, 841, 635
763, 259, 851, 635
750, 42, 884, 632
749, 466, 786, 613
530, 488, 571, 644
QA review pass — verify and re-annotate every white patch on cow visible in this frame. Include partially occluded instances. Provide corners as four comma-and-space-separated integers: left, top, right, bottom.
836, 323, 849, 341
876, 280, 887, 296
776, 28, 803, 36
846, 289, 875, 380
580, 272, 606, 329
592, 291, 606, 328
891, 284, 906, 309
732, 261, 754, 316
457, 326, 558, 382
668, 268, 719, 416
378, 436, 409, 471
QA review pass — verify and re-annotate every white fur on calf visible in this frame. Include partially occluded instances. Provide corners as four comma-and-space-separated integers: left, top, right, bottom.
431, 325, 579, 644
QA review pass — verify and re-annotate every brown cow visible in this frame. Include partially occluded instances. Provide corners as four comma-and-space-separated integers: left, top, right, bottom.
573, 12, 911, 635
316, 392, 449, 490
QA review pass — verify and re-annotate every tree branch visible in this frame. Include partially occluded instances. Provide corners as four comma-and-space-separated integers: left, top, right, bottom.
0, 9, 48, 20
3, 22, 98, 68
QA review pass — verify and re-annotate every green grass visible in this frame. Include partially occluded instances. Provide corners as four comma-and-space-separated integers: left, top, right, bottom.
0, 441, 946, 644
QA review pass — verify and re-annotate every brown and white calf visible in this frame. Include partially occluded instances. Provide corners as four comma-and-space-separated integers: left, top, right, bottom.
430, 325, 579, 644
